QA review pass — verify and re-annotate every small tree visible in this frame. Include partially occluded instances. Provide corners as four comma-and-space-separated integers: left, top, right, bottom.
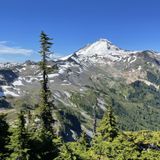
78, 132, 89, 149
91, 106, 118, 159
55, 142, 83, 160
7, 111, 30, 160
96, 106, 118, 141
0, 114, 10, 159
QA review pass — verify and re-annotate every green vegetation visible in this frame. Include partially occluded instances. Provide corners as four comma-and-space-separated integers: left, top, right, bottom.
7, 111, 30, 160
0, 114, 10, 159
0, 32, 160, 159
70, 79, 160, 131
28, 31, 60, 160
147, 71, 160, 85
36, 31, 55, 133
56, 107, 160, 160
1, 106, 160, 159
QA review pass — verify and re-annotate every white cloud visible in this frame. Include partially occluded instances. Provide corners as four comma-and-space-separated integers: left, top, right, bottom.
0, 41, 34, 56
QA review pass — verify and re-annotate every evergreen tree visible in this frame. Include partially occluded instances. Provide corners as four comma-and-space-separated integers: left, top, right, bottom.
55, 142, 82, 160
55, 132, 90, 160
93, 104, 97, 136
103, 133, 139, 159
28, 129, 60, 160
91, 106, 118, 159
0, 114, 10, 159
7, 111, 30, 160
78, 132, 89, 150
96, 106, 118, 141
75, 132, 90, 159
37, 31, 55, 133
29, 31, 59, 160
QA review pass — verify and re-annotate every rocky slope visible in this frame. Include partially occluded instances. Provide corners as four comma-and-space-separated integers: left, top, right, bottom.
0, 39, 160, 140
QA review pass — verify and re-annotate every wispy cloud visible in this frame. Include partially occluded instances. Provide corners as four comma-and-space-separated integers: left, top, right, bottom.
0, 41, 9, 45
0, 41, 34, 56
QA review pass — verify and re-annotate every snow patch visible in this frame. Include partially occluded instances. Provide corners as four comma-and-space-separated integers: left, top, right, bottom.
81, 125, 93, 137
64, 91, 71, 98
81, 111, 91, 119
70, 129, 77, 140
50, 80, 54, 83
97, 98, 106, 111
138, 66, 142, 70
61, 83, 71, 86
13, 79, 23, 86
130, 56, 137, 63
48, 73, 59, 78
1, 86, 19, 97
59, 54, 72, 61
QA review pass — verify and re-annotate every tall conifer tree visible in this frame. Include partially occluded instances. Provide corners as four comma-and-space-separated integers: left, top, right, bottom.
38, 31, 55, 133
7, 111, 29, 160
29, 32, 59, 160
0, 114, 10, 159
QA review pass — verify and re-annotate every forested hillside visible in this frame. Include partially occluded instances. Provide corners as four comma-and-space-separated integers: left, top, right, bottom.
0, 32, 160, 159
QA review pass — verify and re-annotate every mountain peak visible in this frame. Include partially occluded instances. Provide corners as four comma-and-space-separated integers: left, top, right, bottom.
75, 38, 120, 57
98, 38, 112, 44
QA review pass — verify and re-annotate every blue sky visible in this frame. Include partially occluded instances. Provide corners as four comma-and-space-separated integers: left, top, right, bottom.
0, 0, 160, 62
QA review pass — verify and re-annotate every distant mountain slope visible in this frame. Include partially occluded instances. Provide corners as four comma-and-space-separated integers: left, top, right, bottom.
0, 39, 160, 140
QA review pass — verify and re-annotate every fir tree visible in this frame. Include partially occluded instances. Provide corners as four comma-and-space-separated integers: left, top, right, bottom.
96, 106, 118, 141
28, 129, 60, 160
93, 104, 97, 136
55, 142, 82, 160
91, 106, 118, 159
7, 111, 30, 160
78, 132, 89, 152
37, 31, 55, 133
29, 31, 59, 160
0, 114, 10, 159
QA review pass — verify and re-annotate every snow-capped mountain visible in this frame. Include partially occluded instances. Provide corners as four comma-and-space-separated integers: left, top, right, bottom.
60, 39, 138, 64
73, 39, 136, 60
0, 39, 160, 140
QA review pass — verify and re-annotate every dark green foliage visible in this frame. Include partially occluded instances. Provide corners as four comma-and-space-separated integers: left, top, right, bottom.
56, 132, 90, 160
28, 129, 60, 160
70, 91, 96, 115
70, 78, 160, 131
27, 31, 60, 160
96, 106, 118, 141
90, 107, 118, 159
0, 114, 10, 159
147, 71, 160, 85
36, 31, 55, 134
78, 132, 90, 151
64, 107, 160, 160
7, 111, 30, 160
129, 80, 160, 102
55, 142, 83, 160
